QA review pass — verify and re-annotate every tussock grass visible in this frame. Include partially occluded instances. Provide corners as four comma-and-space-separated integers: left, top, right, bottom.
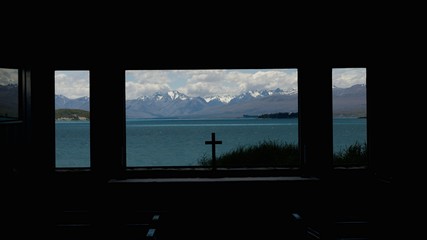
199, 140, 299, 167
199, 141, 367, 167
333, 142, 367, 166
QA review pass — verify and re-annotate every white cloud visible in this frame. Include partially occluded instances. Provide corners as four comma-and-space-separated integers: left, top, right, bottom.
185, 70, 227, 83
127, 70, 171, 85
332, 68, 366, 88
175, 70, 234, 96
177, 81, 232, 97
230, 70, 298, 94
55, 71, 90, 99
126, 70, 172, 99
171, 69, 297, 97
126, 81, 170, 99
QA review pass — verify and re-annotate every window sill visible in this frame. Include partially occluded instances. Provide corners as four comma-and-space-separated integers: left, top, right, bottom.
109, 176, 319, 184
55, 168, 91, 173
0, 120, 23, 125
125, 167, 301, 178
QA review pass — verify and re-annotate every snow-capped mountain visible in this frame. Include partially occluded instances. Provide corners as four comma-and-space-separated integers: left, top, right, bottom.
138, 90, 190, 102
126, 88, 298, 118
126, 91, 207, 118
204, 95, 233, 104
52, 84, 365, 118
228, 88, 297, 104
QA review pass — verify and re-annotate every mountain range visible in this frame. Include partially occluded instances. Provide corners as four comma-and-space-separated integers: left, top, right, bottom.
1, 84, 366, 119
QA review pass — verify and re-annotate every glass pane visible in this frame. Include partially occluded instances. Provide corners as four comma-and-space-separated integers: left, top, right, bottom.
126, 69, 298, 168
55, 71, 90, 167
0, 68, 19, 121
332, 68, 367, 166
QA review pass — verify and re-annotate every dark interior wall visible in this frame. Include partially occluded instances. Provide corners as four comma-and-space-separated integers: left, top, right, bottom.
3, 44, 392, 238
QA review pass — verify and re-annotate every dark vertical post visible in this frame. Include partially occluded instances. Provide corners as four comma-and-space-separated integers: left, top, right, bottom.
298, 65, 333, 177
21, 64, 55, 238
29, 66, 55, 174
298, 64, 333, 239
90, 66, 125, 179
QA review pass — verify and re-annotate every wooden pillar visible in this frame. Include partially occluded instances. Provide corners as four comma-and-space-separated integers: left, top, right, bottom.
90, 66, 125, 179
28, 66, 55, 175
298, 63, 334, 239
299, 64, 333, 178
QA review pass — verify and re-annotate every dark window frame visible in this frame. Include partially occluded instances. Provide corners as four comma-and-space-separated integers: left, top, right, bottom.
51, 65, 371, 179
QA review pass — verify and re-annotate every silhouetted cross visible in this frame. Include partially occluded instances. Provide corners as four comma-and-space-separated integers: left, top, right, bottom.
205, 132, 222, 170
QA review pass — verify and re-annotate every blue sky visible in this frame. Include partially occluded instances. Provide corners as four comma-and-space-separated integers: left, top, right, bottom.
53, 68, 366, 99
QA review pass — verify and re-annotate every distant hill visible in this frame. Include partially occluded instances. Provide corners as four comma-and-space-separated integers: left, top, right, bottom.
55, 109, 89, 120
258, 112, 298, 119
332, 84, 366, 118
